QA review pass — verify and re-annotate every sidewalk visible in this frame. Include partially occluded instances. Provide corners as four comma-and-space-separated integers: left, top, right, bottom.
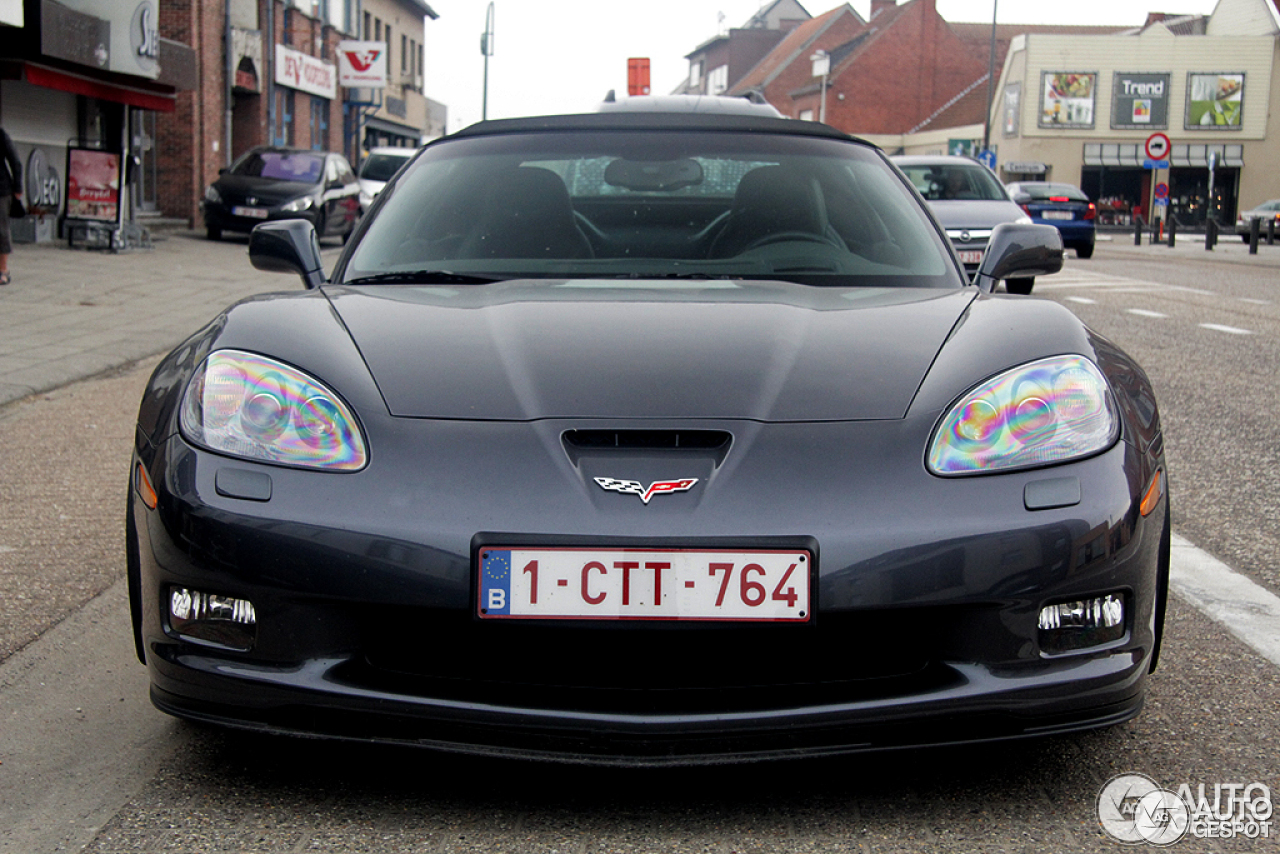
0, 230, 341, 407
1094, 229, 1280, 268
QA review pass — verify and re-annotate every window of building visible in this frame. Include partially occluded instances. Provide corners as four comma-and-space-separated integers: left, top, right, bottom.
689, 60, 703, 90
708, 65, 728, 95
310, 97, 329, 150
402, 34, 407, 74
364, 11, 371, 38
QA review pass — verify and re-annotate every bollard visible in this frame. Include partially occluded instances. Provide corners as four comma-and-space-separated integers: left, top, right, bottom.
1268, 217, 1276, 246
1205, 218, 1217, 251
1250, 217, 1260, 255
1167, 217, 1176, 247
1134, 216, 1144, 246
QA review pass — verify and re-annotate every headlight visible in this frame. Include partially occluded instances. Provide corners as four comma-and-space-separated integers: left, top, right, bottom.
204, 185, 221, 203
180, 350, 367, 471
281, 196, 314, 212
927, 355, 1118, 476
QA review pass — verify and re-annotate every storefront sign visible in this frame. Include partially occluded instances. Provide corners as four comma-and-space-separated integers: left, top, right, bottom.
65, 148, 120, 222
1112, 72, 1170, 129
1040, 72, 1096, 128
66, 0, 160, 78
1186, 72, 1244, 129
1005, 161, 1047, 175
275, 44, 337, 100
25, 148, 62, 216
337, 41, 387, 88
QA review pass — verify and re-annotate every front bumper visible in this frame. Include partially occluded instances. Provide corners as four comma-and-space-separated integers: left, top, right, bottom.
131, 414, 1166, 765
201, 201, 317, 236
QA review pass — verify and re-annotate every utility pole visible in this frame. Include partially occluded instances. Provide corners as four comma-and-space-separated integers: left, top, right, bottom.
480, 2, 495, 120
982, 0, 997, 153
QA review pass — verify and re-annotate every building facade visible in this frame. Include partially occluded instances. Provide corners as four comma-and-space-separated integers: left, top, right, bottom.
0, 0, 196, 242
989, 0, 1280, 226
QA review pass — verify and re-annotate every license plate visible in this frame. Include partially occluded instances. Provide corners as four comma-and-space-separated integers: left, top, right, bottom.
1042, 211, 1074, 220
957, 250, 983, 264
477, 547, 811, 622
232, 205, 269, 219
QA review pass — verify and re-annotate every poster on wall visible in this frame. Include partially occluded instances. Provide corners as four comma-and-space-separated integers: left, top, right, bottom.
1111, 72, 1170, 129
1002, 82, 1020, 137
1040, 72, 1096, 128
65, 149, 120, 222
1186, 72, 1244, 129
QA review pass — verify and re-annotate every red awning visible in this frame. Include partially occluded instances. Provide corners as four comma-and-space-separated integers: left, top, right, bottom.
24, 62, 177, 112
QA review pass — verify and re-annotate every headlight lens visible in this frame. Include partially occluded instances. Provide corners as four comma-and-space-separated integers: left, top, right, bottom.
204, 185, 221, 203
180, 350, 367, 471
281, 196, 314, 212
927, 355, 1117, 476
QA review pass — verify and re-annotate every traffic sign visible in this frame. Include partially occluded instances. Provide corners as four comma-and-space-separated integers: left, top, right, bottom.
977, 149, 997, 170
1155, 183, 1169, 199
1145, 132, 1171, 161
1143, 159, 1169, 170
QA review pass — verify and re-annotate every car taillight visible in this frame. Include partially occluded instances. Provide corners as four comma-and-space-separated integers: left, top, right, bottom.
1019, 204, 1032, 216
1085, 202, 1096, 221
1049, 196, 1071, 202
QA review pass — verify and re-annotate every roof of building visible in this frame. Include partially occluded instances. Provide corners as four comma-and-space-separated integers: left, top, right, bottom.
728, 4, 865, 96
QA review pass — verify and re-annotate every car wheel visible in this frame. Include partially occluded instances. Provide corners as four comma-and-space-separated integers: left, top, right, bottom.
1076, 242, 1094, 259
1006, 277, 1034, 295
206, 225, 222, 241
1241, 235, 1251, 243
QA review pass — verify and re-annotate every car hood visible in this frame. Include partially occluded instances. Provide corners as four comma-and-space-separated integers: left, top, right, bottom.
326, 281, 975, 421
213, 174, 317, 204
926, 200, 1028, 230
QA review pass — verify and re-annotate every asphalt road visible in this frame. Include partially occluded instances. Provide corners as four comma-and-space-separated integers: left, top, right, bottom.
1, 239, 1277, 853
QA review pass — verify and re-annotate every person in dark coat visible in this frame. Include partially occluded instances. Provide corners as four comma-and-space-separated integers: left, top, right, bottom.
1, 126, 23, 286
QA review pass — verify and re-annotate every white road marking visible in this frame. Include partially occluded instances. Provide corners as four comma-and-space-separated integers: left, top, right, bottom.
1170, 534, 1280, 668
1199, 323, 1253, 335
1127, 309, 1168, 318
1238, 298, 1271, 305
1066, 296, 1097, 305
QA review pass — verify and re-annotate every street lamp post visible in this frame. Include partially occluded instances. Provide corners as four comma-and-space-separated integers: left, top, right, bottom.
480, 2, 495, 120
810, 50, 829, 124
982, 0, 998, 153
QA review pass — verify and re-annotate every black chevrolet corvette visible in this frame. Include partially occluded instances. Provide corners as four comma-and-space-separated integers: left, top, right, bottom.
127, 100, 1168, 765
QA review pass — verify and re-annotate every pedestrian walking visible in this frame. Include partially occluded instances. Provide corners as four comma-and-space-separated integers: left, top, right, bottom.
1, 125, 24, 286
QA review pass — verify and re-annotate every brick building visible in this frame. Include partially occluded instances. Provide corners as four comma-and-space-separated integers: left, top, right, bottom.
157, 0, 438, 227
715, 0, 1120, 143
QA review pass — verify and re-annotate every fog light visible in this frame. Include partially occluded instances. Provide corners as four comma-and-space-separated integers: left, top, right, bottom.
168, 586, 257, 651
1038, 593, 1125, 654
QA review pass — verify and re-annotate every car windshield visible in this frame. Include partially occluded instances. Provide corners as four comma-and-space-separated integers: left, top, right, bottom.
1013, 183, 1089, 202
899, 163, 1007, 202
341, 130, 958, 288
231, 151, 324, 183
360, 152, 412, 182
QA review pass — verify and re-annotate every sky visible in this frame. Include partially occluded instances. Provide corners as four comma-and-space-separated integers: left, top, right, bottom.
422, 0, 1224, 133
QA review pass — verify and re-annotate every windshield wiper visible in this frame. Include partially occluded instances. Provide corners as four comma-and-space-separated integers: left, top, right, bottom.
342, 270, 507, 285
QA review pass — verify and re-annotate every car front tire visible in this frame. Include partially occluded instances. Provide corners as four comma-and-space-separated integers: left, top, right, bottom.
206, 225, 222, 241
1076, 242, 1094, 259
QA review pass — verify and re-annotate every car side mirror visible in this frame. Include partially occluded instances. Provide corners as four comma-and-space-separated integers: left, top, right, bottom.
1011, 192, 1032, 206
974, 223, 1063, 293
249, 220, 326, 289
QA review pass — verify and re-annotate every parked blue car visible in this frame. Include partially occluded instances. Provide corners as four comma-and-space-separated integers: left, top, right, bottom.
1007, 182, 1096, 259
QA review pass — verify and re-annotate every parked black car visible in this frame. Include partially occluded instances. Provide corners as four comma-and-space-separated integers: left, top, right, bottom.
129, 99, 1167, 766
201, 147, 360, 242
